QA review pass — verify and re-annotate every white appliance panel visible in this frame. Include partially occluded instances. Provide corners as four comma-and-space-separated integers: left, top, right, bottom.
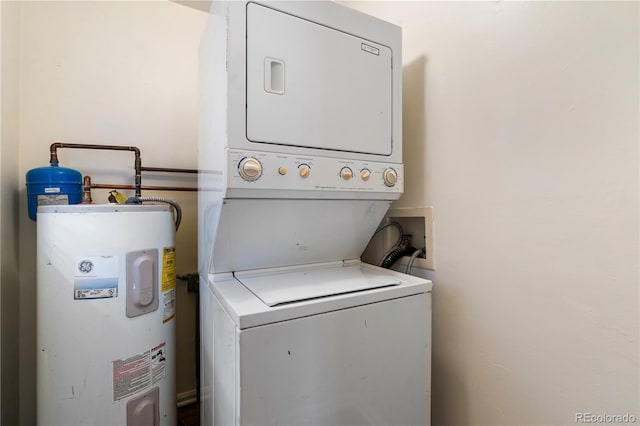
238, 294, 430, 426
211, 199, 391, 273
201, 270, 432, 426
225, 149, 404, 197
210, 261, 432, 329
199, 272, 217, 426
246, 3, 393, 155
203, 279, 239, 426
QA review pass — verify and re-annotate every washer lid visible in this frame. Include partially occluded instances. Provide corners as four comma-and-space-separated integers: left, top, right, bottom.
235, 264, 402, 307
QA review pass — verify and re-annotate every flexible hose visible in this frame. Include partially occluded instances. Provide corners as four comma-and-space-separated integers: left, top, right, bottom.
380, 246, 407, 269
126, 196, 182, 231
378, 245, 402, 267
380, 245, 418, 269
372, 221, 404, 266
405, 249, 424, 275
373, 221, 404, 248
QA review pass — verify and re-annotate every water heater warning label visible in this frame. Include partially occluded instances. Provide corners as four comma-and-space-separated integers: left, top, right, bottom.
161, 247, 176, 292
112, 342, 167, 402
74, 256, 118, 299
161, 247, 176, 323
113, 350, 150, 401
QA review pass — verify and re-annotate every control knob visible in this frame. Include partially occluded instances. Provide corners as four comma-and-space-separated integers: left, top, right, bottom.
298, 164, 311, 178
238, 157, 263, 181
340, 167, 353, 181
382, 168, 398, 187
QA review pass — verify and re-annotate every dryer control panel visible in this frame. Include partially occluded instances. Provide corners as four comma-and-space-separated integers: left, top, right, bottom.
227, 149, 403, 194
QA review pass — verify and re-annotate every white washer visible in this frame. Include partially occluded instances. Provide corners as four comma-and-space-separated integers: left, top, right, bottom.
200, 261, 432, 426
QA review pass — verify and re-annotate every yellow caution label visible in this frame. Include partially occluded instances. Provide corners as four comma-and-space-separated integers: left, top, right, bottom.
161, 247, 176, 293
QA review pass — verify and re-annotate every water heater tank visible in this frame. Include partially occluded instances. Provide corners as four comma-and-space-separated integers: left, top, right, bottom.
36, 204, 176, 426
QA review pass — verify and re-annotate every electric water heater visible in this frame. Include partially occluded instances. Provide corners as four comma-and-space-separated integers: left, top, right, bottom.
36, 204, 176, 426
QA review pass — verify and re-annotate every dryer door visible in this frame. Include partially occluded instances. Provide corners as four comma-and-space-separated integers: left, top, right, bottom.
246, 3, 393, 156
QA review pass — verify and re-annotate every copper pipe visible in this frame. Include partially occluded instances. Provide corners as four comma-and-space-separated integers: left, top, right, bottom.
91, 183, 197, 192
49, 142, 142, 197
81, 176, 93, 203
140, 166, 198, 174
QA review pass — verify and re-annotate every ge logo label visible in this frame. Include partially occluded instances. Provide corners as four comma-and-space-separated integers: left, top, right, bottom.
78, 260, 93, 274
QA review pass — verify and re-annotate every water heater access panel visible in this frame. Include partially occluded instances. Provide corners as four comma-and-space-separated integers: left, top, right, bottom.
246, 2, 394, 156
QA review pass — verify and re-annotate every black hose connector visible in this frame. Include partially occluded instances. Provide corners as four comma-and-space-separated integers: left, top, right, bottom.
380, 245, 418, 269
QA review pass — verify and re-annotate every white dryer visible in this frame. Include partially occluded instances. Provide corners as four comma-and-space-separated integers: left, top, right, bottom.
198, 1, 432, 425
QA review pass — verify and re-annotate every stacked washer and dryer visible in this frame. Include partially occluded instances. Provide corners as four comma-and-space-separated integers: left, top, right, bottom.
198, 2, 432, 425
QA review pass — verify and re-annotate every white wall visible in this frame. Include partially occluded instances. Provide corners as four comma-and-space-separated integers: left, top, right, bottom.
348, 1, 639, 425
17, 2, 205, 424
1, 1, 21, 424
8, 2, 639, 425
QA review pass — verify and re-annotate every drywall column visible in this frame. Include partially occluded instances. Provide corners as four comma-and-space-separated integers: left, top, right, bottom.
1, 1, 21, 424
